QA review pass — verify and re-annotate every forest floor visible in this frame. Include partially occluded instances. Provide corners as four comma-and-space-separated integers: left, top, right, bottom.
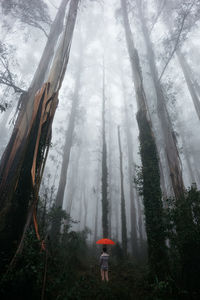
1, 255, 199, 300
57, 260, 161, 300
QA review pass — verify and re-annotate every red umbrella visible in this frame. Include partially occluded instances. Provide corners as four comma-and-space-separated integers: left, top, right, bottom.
96, 238, 115, 245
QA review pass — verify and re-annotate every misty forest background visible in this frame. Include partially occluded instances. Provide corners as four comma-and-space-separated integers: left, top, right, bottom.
0, 0, 200, 299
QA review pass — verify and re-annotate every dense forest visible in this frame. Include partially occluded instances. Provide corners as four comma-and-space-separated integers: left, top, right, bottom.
0, 0, 200, 299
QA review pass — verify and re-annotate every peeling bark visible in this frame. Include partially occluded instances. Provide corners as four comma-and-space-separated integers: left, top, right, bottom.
0, 0, 79, 268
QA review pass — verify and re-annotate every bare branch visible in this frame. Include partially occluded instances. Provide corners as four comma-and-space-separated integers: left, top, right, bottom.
0, 57, 26, 94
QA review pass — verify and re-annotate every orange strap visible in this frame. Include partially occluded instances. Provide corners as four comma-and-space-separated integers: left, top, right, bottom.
33, 208, 45, 251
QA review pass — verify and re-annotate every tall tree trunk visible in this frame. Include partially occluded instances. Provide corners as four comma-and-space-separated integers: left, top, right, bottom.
136, 0, 184, 199
108, 95, 112, 237
117, 125, 127, 255
176, 118, 198, 185
101, 60, 109, 238
55, 48, 83, 209
121, 0, 167, 276
94, 192, 99, 243
78, 193, 82, 231
66, 146, 82, 214
120, 71, 139, 257
176, 50, 200, 120
0, 0, 79, 268
94, 159, 102, 243
0, 0, 71, 209
83, 188, 88, 228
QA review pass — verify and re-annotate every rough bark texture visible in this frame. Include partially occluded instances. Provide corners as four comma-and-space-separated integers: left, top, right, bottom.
136, 0, 184, 199
101, 62, 109, 238
0, 0, 79, 268
117, 126, 127, 255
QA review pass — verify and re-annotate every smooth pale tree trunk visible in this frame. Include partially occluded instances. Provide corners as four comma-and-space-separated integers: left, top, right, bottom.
136, 0, 184, 199
94, 190, 99, 243
66, 146, 82, 214
117, 125, 127, 255
119, 70, 139, 257
108, 95, 112, 237
176, 50, 200, 120
94, 159, 102, 243
55, 47, 83, 209
101, 61, 109, 238
121, 0, 167, 276
0, 0, 79, 269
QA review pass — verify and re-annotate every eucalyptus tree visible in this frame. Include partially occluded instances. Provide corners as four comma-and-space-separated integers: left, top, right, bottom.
119, 64, 139, 257
134, 0, 184, 199
55, 44, 84, 210
101, 60, 109, 238
107, 96, 113, 238
120, 0, 167, 276
94, 166, 101, 243
66, 146, 83, 215
117, 125, 127, 255
151, 0, 200, 186
0, 0, 79, 269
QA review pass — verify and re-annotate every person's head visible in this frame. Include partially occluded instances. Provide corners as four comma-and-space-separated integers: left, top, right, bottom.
102, 247, 107, 253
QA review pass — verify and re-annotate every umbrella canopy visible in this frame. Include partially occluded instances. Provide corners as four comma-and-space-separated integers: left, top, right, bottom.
96, 238, 115, 245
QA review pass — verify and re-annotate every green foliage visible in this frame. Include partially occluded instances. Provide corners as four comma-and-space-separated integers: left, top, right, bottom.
0, 230, 45, 300
0, 206, 90, 300
164, 186, 200, 296
136, 110, 167, 278
1, 180, 200, 299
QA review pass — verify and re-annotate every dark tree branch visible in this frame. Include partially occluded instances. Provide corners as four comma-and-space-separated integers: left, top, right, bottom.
0, 57, 26, 94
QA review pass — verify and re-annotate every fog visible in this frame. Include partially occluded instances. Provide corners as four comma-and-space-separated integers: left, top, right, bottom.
1, 1, 200, 297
